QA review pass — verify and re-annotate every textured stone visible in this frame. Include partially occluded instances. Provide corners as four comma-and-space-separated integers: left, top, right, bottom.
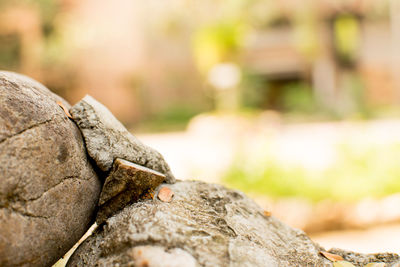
127, 246, 197, 267
68, 181, 400, 267
69, 95, 175, 183
96, 158, 165, 224
0, 71, 101, 267
68, 181, 332, 266
327, 248, 400, 267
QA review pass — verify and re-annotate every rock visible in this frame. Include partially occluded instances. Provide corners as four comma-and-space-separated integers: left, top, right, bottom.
68, 181, 334, 266
96, 158, 165, 224
327, 248, 400, 267
69, 95, 175, 183
68, 181, 400, 267
126, 246, 197, 267
0, 71, 102, 267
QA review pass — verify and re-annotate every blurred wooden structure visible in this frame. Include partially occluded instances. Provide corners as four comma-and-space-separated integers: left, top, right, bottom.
243, 0, 400, 110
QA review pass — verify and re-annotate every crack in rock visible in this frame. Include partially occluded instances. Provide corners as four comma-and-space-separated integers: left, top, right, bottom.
0, 118, 53, 145
0, 71, 102, 267
1, 206, 50, 220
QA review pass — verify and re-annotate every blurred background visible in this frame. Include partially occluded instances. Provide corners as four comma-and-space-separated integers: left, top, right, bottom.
1, 0, 400, 254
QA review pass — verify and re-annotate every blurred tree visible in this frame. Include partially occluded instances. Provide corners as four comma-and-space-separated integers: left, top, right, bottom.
332, 14, 361, 67
192, 21, 246, 74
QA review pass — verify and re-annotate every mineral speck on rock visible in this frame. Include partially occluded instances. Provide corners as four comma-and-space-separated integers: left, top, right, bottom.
96, 158, 165, 224
0, 71, 101, 267
157, 186, 174, 202
69, 95, 175, 183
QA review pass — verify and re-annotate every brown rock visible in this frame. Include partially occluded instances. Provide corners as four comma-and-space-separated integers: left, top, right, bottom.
96, 158, 165, 224
0, 71, 101, 266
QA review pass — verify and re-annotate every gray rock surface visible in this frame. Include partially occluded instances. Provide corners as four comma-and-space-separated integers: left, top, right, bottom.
126, 245, 197, 267
328, 248, 400, 267
96, 158, 165, 224
0, 71, 102, 267
68, 181, 334, 266
68, 181, 400, 267
69, 95, 175, 183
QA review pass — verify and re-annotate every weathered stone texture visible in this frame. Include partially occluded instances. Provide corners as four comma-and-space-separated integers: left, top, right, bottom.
96, 158, 165, 224
69, 95, 175, 183
68, 181, 334, 267
0, 71, 101, 267
328, 248, 400, 267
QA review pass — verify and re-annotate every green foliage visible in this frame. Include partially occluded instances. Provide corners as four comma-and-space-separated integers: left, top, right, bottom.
333, 15, 360, 66
341, 72, 370, 118
239, 72, 268, 109
0, 34, 20, 69
224, 143, 400, 202
192, 20, 246, 72
135, 104, 203, 132
281, 82, 317, 113
293, 8, 320, 60
0, 0, 58, 24
240, 77, 319, 114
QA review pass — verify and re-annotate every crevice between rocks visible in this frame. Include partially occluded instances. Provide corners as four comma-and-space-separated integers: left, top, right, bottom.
68, 111, 109, 182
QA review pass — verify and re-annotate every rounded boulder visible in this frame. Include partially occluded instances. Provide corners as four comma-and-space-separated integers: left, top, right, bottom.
0, 71, 101, 266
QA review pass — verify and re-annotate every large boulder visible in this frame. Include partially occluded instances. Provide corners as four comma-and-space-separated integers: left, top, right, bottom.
0, 71, 101, 266
68, 181, 400, 267
67, 180, 397, 267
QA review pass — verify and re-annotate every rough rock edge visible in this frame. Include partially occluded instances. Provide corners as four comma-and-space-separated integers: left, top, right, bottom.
69, 95, 175, 183
328, 248, 400, 267
96, 158, 165, 224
